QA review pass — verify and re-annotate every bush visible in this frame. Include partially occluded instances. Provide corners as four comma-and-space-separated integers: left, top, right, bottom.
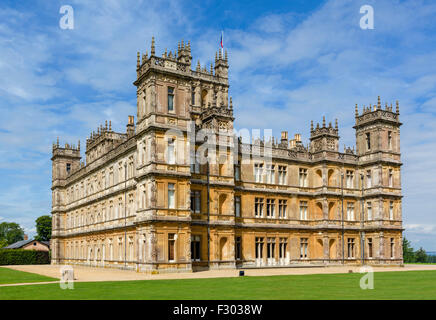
0, 249, 50, 265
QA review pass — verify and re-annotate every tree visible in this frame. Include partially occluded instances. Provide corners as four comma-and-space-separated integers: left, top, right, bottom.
415, 247, 428, 263
402, 237, 416, 263
0, 239, 8, 249
0, 222, 24, 245
35, 215, 52, 242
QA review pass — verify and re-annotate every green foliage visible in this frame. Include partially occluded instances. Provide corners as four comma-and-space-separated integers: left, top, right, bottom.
0, 249, 50, 265
0, 222, 24, 245
415, 247, 428, 263
428, 255, 436, 263
403, 237, 416, 263
35, 215, 52, 242
0, 239, 8, 249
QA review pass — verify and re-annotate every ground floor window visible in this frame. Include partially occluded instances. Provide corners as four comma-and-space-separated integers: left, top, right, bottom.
347, 238, 355, 258
279, 238, 287, 259
367, 238, 373, 258
235, 236, 242, 260
191, 235, 201, 261
255, 237, 264, 259
168, 233, 176, 261
300, 238, 308, 259
390, 238, 395, 259
267, 238, 276, 259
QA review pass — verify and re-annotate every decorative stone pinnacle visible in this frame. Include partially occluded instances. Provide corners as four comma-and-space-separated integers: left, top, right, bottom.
322, 116, 326, 127
151, 36, 155, 55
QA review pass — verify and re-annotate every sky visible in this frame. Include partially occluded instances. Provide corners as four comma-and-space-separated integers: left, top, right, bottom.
0, 0, 435, 250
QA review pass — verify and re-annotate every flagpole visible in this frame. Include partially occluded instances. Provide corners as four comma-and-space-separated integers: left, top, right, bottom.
221, 31, 224, 56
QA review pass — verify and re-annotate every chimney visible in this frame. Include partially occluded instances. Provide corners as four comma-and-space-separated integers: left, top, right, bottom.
126, 115, 135, 136
294, 133, 301, 143
23, 234, 28, 241
281, 131, 288, 148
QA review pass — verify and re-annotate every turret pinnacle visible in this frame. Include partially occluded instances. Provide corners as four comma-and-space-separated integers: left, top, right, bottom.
151, 36, 155, 56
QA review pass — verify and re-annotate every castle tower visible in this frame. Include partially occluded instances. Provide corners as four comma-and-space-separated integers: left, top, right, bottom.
354, 97, 402, 259
354, 96, 401, 157
51, 139, 81, 264
309, 117, 339, 152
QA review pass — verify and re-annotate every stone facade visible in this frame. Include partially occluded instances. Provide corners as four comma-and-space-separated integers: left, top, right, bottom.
51, 38, 403, 272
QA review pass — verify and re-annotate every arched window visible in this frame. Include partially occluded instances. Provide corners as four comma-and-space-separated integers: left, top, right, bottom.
201, 90, 208, 107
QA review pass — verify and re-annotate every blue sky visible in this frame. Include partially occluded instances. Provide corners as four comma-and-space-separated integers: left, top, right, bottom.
0, 0, 435, 250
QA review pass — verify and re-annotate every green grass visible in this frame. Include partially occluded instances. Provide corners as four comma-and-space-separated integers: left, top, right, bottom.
1, 270, 436, 300
0, 267, 58, 285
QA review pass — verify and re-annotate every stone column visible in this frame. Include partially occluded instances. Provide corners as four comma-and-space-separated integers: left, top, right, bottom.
323, 235, 329, 262
379, 232, 385, 262
322, 198, 328, 220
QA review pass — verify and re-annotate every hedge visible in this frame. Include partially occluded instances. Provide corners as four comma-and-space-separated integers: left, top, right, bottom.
0, 249, 50, 265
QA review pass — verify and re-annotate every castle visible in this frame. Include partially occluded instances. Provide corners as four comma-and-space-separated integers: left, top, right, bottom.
50, 38, 403, 272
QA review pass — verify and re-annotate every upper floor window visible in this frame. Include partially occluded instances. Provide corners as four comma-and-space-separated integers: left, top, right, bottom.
299, 168, 308, 187
299, 201, 308, 220
168, 87, 175, 112
389, 201, 394, 220
347, 202, 355, 221
266, 199, 275, 218
388, 131, 392, 150
266, 165, 275, 184
366, 132, 371, 150
346, 170, 354, 188
234, 164, 241, 181
168, 139, 175, 164
254, 163, 264, 183
235, 196, 241, 217
278, 199, 287, 219
66, 163, 71, 174
190, 190, 201, 214
367, 202, 372, 220
168, 183, 175, 209
254, 197, 264, 217
366, 170, 372, 188
191, 87, 195, 105
278, 166, 287, 185
388, 169, 393, 187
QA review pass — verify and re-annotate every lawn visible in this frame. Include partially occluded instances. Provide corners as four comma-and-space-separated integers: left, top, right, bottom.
1, 270, 436, 300
0, 267, 58, 285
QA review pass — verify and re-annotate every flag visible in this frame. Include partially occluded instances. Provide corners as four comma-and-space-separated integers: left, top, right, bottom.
220, 31, 223, 49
